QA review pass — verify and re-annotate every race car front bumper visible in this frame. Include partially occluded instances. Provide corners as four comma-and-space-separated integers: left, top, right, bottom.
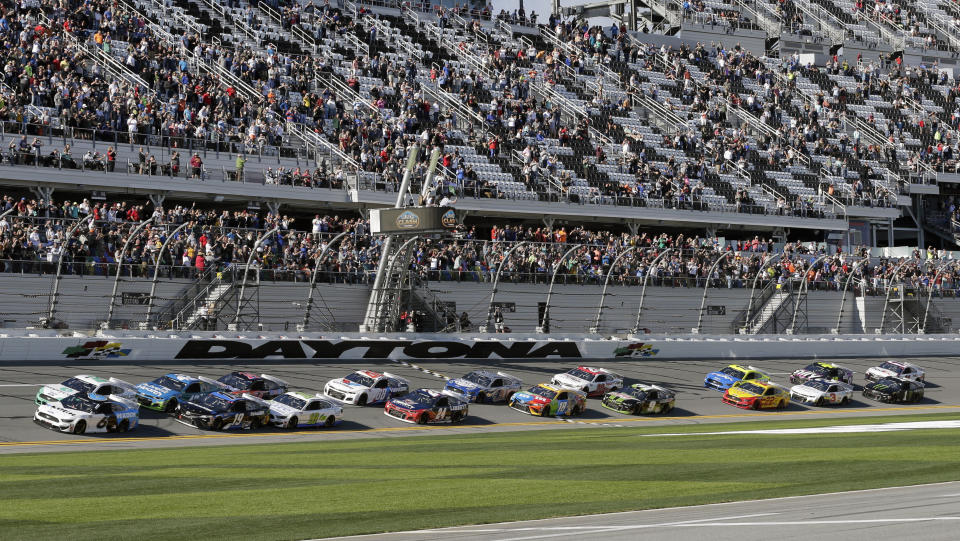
33, 412, 72, 432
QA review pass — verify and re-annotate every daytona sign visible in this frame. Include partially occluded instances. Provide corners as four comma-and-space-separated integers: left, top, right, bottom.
174, 339, 585, 360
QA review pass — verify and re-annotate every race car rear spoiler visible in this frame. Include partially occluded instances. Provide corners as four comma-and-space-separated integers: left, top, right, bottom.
381, 372, 409, 384
197, 376, 229, 389
260, 374, 289, 388
496, 371, 521, 381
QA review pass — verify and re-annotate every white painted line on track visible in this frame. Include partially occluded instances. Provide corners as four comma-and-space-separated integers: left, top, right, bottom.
479, 513, 780, 541
638, 420, 960, 436
0, 384, 46, 387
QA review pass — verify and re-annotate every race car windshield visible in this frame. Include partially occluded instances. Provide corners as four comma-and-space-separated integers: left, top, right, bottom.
736, 382, 766, 394
345, 373, 376, 387
566, 368, 596, 381
196, 394, 233, 411
273, 394, 306, 409
217, 373, 253, 389
623, 387, 648, 399
528, 386, 558, 400
61, 377, 97, 393
406, 390, 435, 403
59, 395, 98, 413
802, 380, 833, 392
152, 376, 188, 392
878, 362, 903, 373
805, 364, 833, 377
719, 367, 747, 379
873, 378, 903, 391
462, 372, 492, 387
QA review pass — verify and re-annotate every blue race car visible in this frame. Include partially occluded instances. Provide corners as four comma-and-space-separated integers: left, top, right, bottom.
443, 370, 523, 403
703, 364, 770, 391
135, 373, 224, 412
174, 392, 271, 430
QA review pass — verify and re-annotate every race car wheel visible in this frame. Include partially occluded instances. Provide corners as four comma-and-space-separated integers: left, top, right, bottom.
118, 420, 129, 433
250, 417, 262, 430
475, 393, 486, 404
751, 401, 761, 411
73, 420, 86, 435
357, 395, 367, 407
287, 417, 299, 430
164, 399, 178, 413
815, 397, 825, 407
325, 415, 336, 427
662, 403, 673, 414
572, 404, 584, 416
632, 404, 643, 415
582, 387, 589, 394
776, 400, 786, 410
211, 418, 223, 430
417, 413, 429, 425
540, 406, 552, 417
451, 411, 464, 423
505, 391, 515, 402
840, 397, 849, 406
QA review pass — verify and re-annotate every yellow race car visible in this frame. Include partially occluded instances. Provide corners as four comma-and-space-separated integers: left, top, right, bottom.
722, 381, 789, 410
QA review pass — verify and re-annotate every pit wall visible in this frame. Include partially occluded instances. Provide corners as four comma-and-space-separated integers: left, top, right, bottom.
5, 331, 960, 362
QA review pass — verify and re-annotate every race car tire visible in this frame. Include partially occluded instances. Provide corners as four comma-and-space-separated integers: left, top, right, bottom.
357, 395, 367, 407
417, 413, 429, 425
840, 397, 849, 406
73, 420, 86, 435
777, 400, 786, 410
164, 399, 178, 413
476, 393, 486, 404
572, 404, 584, 416
662, 403, 673, 414
815, 397, 824, 407
632, 404, 643, 415
325, 415, 336, 427
451, 411, 464, 423
118, 420, 129, 433
211, 418, 223, 430
751, 401, 761, 411
505, 391, 515, 402
287, 417, 299, 430
582, 387, 589, 394
250, 417, 262, 430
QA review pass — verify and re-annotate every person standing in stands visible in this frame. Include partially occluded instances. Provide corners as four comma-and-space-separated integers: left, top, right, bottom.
106, 147, 116, 172
190, 153, 203, 179
235, 154, 246, 181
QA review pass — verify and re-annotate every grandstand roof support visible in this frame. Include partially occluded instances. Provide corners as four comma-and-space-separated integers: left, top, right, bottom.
483, 241, 529, 333
266, 201, 281, 216
743, 253, 787, 332
696, 252, 734, 333
789, 254, 833, 334
105, 216, 158, 328
145, 221, 191, 327
234, 227, 280, 329
633, 248, 674, 333
922, 260, 955, 335
47, 214, 95, 325
833, 257, 871, 334
302, 230, 352, 331
148, 193, 166, 209
591, 246, 637, 333
30, 186, 54, 216
539, 244, 584, 334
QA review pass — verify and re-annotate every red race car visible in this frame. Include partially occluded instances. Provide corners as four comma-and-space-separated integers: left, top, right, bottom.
384, 389, 469, 424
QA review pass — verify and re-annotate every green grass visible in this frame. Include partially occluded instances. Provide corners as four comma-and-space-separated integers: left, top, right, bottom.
3, 413, 960, 541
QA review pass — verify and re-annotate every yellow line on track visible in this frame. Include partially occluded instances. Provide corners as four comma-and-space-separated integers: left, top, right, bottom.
3, 404, 958, 448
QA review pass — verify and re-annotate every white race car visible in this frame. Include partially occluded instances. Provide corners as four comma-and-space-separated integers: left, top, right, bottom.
865, 361, 925, 383
790, 379, 854, 406
324, 370, 410, 406
551, 366, 623, 397
35, 375, 138, 406
34, 393, 139, 434
269, 392, 344, 429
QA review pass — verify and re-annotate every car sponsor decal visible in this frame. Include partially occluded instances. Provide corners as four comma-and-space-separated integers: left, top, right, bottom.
175, 339, 584, 360
62, 341, 132, 359
613, 342, 660, 358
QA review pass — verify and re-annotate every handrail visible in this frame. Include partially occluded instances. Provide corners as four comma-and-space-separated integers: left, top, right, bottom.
197, 0, 262, 46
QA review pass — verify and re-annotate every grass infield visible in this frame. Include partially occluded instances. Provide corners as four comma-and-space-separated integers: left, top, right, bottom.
2, 412, 960, 541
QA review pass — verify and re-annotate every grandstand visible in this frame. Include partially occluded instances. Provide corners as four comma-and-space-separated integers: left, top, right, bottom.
1, 0, 960, 336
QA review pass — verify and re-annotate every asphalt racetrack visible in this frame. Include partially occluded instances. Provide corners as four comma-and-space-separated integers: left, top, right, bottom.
331, 481, 960, 541
2, 356, 959, 454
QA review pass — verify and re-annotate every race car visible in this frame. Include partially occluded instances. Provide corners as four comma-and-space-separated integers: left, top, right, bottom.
384, 389, 468, 424
865, 361, 925, 383
443, 370, 522, 403
508, 384, 587, 417
550, 366, 623, 397
216, 372, 288, 400
269, 392, 343, 429
722, 381, 790, 410
601, 383, 676, 415
790, 379, 854, 406
324, 370, 409, 406
789, 362, 854, 385
34, 393, 139, 434
704, 365, 769, 392
862, 377, 925, 404
135, 373, 225, 412
36, 375, 138, 406
175, 392, 271, 430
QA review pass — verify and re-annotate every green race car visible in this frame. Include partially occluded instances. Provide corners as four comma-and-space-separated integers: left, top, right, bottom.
601, 383, 676, 415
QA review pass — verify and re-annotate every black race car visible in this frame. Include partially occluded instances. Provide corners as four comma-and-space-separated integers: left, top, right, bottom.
174, 392, 271, 430
862, 377, 924, 404
383, 389, 469, 424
